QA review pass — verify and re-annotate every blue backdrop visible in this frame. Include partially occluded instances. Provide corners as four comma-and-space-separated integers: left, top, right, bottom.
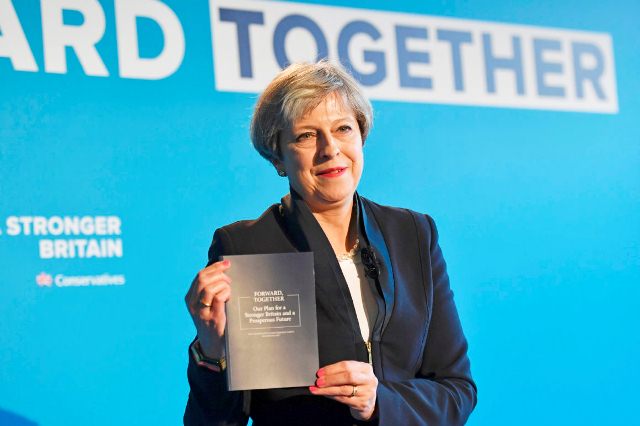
1, 0, 638, 425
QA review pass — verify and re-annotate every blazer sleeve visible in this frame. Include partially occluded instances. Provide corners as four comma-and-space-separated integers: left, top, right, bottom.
376, 215, 477, 426
184, 228, 249, 426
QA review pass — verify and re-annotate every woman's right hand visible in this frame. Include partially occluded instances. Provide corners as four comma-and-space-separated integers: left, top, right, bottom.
185, 259, 232, 358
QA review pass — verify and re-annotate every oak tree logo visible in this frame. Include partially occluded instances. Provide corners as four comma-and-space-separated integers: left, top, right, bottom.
36, 272, 53, 287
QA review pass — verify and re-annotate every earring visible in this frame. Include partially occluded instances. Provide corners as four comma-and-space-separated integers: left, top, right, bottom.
277, 169, 287, 177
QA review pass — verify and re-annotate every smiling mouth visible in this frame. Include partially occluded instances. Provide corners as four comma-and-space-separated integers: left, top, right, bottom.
317, 167, 347, 177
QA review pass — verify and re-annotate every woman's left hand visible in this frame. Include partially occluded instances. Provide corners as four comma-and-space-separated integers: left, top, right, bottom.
309, 360, 378, 421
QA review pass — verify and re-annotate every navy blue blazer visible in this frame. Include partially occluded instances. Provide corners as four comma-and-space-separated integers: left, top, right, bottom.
185, 192, 477, 425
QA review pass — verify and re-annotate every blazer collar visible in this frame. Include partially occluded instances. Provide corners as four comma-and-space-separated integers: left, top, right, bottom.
280, 190, 396, 341
358, 197, 396, 338
281, 190, 358, 337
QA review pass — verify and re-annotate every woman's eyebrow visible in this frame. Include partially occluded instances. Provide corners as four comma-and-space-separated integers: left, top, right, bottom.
292, 116, 355, 129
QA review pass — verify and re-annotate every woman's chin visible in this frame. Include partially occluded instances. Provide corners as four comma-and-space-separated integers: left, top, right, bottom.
310, 190, 356, 208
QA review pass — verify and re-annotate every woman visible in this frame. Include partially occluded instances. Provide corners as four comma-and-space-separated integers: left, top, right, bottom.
184, 61, 476, 425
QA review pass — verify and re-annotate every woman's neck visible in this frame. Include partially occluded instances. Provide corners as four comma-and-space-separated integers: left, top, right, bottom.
311, 199, 357, 255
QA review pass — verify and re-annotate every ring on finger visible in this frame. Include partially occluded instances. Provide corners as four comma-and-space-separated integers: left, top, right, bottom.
199, 300, 212, 308
349, 385, 358, 398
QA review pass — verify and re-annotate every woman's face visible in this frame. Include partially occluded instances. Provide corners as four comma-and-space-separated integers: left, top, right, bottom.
277, 92, 364, 212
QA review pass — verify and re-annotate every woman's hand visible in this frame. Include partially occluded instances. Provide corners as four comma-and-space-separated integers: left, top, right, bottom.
309, 360, 378, 421
184, 260, 232, 358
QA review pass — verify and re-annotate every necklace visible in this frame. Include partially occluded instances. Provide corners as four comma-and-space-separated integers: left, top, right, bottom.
336, 238, 360, 261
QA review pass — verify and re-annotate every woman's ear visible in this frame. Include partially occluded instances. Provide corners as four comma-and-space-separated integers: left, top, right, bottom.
271, 159, 287, 177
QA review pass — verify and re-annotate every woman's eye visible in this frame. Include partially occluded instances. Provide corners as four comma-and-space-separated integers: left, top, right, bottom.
337, 125, 352, 133
296, 132, 314, 142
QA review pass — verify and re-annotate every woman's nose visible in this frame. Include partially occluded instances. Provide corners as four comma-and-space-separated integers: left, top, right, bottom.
317, 132, 340, 158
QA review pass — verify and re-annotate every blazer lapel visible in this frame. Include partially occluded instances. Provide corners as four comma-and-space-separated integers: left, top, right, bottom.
359, 196, 396, 338
280, 191, 360, 343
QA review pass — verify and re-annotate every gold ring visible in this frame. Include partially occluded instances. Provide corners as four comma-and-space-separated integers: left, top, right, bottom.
349, 385, 358, 398
199, 300, 212, 308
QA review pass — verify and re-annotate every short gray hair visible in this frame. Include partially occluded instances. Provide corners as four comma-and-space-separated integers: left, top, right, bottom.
250, 61, 373, 162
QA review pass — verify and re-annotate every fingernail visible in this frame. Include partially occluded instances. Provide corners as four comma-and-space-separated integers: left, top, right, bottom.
316, 377, 325, 387
316, 368, 325, 377
309, 386, 318, 392
223, 260, 230, 266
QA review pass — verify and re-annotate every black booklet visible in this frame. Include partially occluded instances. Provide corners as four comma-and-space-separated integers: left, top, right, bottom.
222, 252, 318, 391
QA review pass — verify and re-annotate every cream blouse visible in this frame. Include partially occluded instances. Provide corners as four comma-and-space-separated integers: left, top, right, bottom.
337, 255, 378, 342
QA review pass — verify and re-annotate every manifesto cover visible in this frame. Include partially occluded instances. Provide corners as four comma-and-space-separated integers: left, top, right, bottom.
222, 252, 318, 391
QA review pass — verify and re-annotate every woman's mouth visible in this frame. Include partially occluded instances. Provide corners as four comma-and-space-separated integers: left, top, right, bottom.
316, 167, 347, 178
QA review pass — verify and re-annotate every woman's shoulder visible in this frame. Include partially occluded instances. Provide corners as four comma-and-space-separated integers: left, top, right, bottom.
360, 196, 437, 229
215, 203, 282, 237
206, 203, 285, 261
